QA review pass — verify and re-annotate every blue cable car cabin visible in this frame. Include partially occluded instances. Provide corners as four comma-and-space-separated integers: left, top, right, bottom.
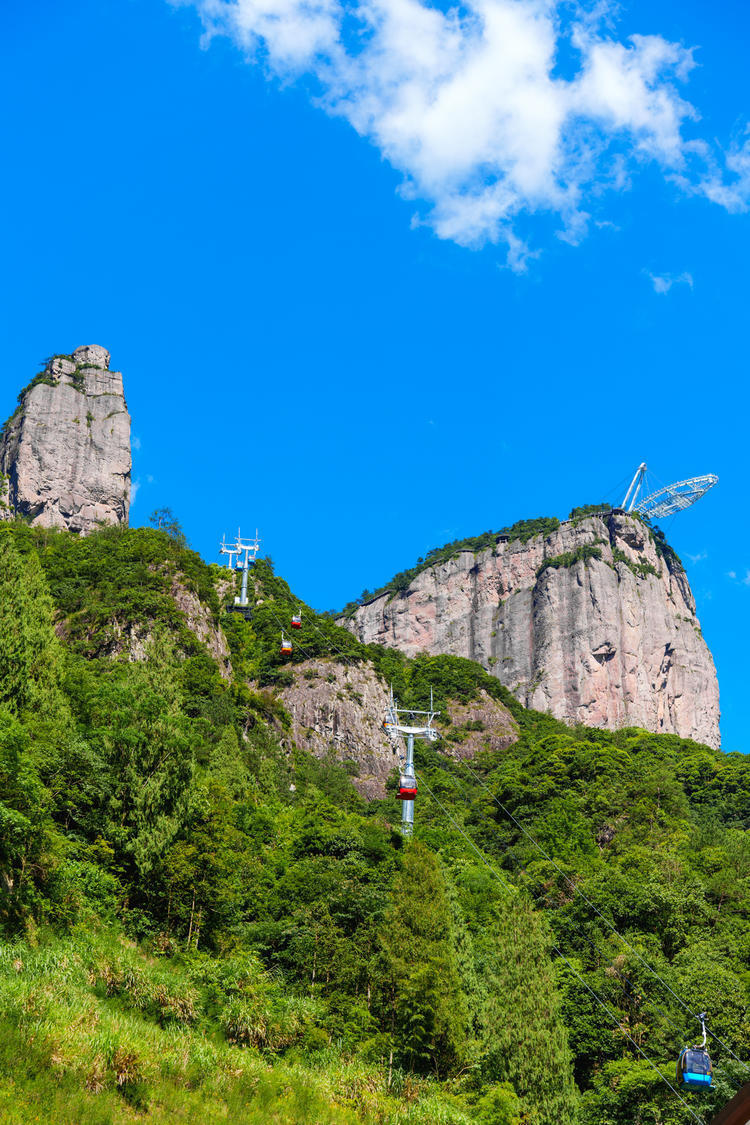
677, 1047, 713, 1090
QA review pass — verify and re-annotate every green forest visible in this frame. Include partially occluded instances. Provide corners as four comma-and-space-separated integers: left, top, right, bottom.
1, 521, 749, 1124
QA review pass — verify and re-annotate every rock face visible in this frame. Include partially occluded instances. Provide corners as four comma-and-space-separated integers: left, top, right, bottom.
0, 346, 131, 533
169, 576, 232, 678
278, 659, 518, 798
342, 513, 721, 749
278, 659, 403, 798
93, 575, 233, 680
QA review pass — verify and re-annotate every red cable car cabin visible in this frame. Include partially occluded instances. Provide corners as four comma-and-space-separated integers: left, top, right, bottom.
291, 614, 302, 629
398, 774, 417, 800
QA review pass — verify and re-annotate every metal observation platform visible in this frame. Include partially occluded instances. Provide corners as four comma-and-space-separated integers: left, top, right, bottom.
622, 463, 718, 521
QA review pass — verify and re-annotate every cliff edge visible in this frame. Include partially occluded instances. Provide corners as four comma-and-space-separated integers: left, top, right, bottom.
341, 512, 720, 748
0, 345, 131, 533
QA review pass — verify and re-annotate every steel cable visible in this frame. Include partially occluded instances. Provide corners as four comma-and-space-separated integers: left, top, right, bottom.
414, 770, 708, 1125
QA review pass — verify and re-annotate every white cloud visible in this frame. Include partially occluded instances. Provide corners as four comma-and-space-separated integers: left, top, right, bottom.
131, 478, 140, 505
179, 0, 750, 260
677, 129, 750, 213
648, 270, 693, 294
726, 569, 750, 585
686, 550, 707, 564
132, 435, 142, 451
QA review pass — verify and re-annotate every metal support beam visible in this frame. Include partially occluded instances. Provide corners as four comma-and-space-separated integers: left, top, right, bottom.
383, 688, 440, 838
622, 463, 648, 512
402, 733, 415, 836
219, 528, 261, 614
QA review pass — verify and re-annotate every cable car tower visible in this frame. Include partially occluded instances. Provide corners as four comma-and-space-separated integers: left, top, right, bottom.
621, 463, 718, 521
219, 528, 260, 618
383, 688, 440, 837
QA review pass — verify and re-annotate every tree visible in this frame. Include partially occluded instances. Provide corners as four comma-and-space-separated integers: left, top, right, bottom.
475, 1083, 522, 1125
64, 630, 197, 881
0, 531, 67, 719
161, 777, 249, 950
477, 897, 579, 1125
0, 710, 50, 931
375, 841, 470, 1077
148, 508, 187, 547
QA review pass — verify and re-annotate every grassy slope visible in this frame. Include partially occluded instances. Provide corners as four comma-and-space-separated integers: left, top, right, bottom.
0, 927, 474, 1125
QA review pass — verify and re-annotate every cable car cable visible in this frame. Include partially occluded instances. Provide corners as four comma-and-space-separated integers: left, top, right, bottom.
414, 770, 708, 1125
425, 767, 735, 1082
304, 612, 368, 666
258, 595, 739, 1081
551, 946, 708, 1125
414, 770, 514, 895
272, 610, 746, 1084
493, 836, 708, 1053
418, 758, 733, 1086
266, 602, 361, 670
458, 757, 750, 1076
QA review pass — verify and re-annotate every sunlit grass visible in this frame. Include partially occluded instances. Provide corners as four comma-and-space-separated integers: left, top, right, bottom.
0, 926, 476, 1124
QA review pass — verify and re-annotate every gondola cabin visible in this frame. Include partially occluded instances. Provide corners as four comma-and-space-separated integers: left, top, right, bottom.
291, 614, 302, 629
677, 1047, 713, 1090
398, 774, 417, 800
280, 635, 292, 656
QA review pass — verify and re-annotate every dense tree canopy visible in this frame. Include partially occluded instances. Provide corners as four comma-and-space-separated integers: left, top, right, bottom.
0, 522, 747, 1123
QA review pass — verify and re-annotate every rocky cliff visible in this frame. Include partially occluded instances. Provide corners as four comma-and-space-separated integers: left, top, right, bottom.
277, 658, 518, 797
341, 512, 720, 748
0, 345, 131, 533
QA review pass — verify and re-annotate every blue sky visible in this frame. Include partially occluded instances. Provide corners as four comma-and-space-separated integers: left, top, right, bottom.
1, 0, 748, 747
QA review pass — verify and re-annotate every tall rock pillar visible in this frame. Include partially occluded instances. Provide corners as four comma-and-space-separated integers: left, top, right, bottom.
0, 346, 131, 533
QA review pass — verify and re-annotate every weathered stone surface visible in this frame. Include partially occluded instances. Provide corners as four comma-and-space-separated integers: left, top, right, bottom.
278, 659, 518, 798
278, 659, 401, 798
169, 576, 232, 678
54, 570, 232, 678
72, 345, 110, 369
341, 513, 721, 749
0, 347, 131, 533
443, 689, 519, 761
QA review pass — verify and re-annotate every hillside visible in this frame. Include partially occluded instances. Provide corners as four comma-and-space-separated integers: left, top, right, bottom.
340, 508, 720, 748
1, 521, 749, 1124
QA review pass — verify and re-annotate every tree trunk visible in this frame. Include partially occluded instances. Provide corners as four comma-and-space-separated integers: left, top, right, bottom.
186, 886, 196, 949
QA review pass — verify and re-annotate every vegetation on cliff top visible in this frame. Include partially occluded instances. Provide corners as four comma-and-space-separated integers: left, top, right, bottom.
0, 354, 112, 442
338, 517, 562, 617
0, 521, 746, 1124
337, 505, 686, 618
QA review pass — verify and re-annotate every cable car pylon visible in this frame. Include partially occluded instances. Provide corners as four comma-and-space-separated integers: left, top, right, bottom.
383, 687, 440, 836
219, 527, 261, 617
